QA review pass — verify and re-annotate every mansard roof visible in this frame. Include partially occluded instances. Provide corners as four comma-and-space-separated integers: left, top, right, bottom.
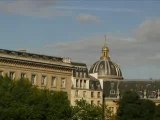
103, 80, 160, 99
0, 49, 74, 71
89, 76, 102, 91
0, 49, 63, 62
71, 62, 87, 67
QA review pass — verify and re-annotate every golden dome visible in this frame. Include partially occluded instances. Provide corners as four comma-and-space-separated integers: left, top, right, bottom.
89, 35, 123, 80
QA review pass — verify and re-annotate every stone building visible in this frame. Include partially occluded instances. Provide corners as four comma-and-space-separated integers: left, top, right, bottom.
0, 48, 103, 105
0, 49, 73, 99
70, 62, 102, 105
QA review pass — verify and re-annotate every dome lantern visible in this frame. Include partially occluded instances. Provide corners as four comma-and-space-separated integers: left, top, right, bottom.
100, 35, 110, 60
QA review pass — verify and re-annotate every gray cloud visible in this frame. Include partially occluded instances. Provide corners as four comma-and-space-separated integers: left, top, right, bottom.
0, 0, 70, 17
135, 19, 160, 43
41, 19, 160, 79
76, 14, 100, 23
54, 6, 138, 13
0, 1, 138, 17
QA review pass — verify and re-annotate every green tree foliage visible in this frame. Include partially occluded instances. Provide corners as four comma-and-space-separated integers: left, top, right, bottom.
116, 91, 155, 120
0, 76, 72, 120
154, 104, 160, 120
71, 99, 114, 120
0, 76, 116, 120
71, 99, 103, 120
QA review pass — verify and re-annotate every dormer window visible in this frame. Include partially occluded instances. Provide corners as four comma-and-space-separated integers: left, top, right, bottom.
83, 80, 86, 88
91, 83, 94, 89
97, 84, 101, 89
84, 72, 86, 78
110, 90, 115, 94
79, 72, 81, 77
76, 72, 79, 77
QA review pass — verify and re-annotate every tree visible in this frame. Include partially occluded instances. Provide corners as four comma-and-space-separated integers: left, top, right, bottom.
0, 76, 115, 120
0, 76, 72, 120
153, 104, 160, 120
116, 91, 155, 120
71, 99, 103, 120
71, 99, 114, 120
140, 99, 155, 120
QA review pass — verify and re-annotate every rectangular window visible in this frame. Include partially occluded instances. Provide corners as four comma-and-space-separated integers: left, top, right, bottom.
41, 75, 47, 86
91, 100, 94, 105
91, 91, 94, 98
97, 101, 100, 105
75, 90, 78, 97
82, 72, 84, 78
83, 91, 86, 98
91, 83, 94, 89
31, 74, 36, 85
80, 72, 82, 77
83, 80, 86, 88
76, 72, 78, 77
61, 78, 66, 88
84, 72, 86, 78
76, 79, 79, 88
110, 90, 115, 94
80, 80, 82, 88
21, 73, 26, 79
0, 71, 3, 76
97, 92, 101, 98
51, 77, 57, 87
109, 107, 114, 113
9, 72, 15, 79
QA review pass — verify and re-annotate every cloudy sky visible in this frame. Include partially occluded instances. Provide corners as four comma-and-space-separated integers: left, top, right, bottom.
0, 0, 160, 79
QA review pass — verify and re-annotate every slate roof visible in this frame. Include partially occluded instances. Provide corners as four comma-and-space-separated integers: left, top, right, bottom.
89, 76, 102, 90
104, 80, 160, 99
0, 49, 63, 62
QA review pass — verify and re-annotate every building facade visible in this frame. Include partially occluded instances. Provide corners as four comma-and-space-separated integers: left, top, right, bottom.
70, 62, 102, 105
1, 39, 160, 112
0, 49, 73, 99
0, 48, 103, 105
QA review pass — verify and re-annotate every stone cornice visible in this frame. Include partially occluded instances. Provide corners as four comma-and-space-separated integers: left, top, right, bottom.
0, 57, 72, 72
99, 75, 123, 80
0, 49, 72, 66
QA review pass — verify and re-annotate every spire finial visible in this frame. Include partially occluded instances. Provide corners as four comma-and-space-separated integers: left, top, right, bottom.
100, 35, 110, 60
104, 35, 107, 47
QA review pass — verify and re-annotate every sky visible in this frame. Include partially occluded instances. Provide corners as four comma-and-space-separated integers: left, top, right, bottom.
0, 0, 160, 79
